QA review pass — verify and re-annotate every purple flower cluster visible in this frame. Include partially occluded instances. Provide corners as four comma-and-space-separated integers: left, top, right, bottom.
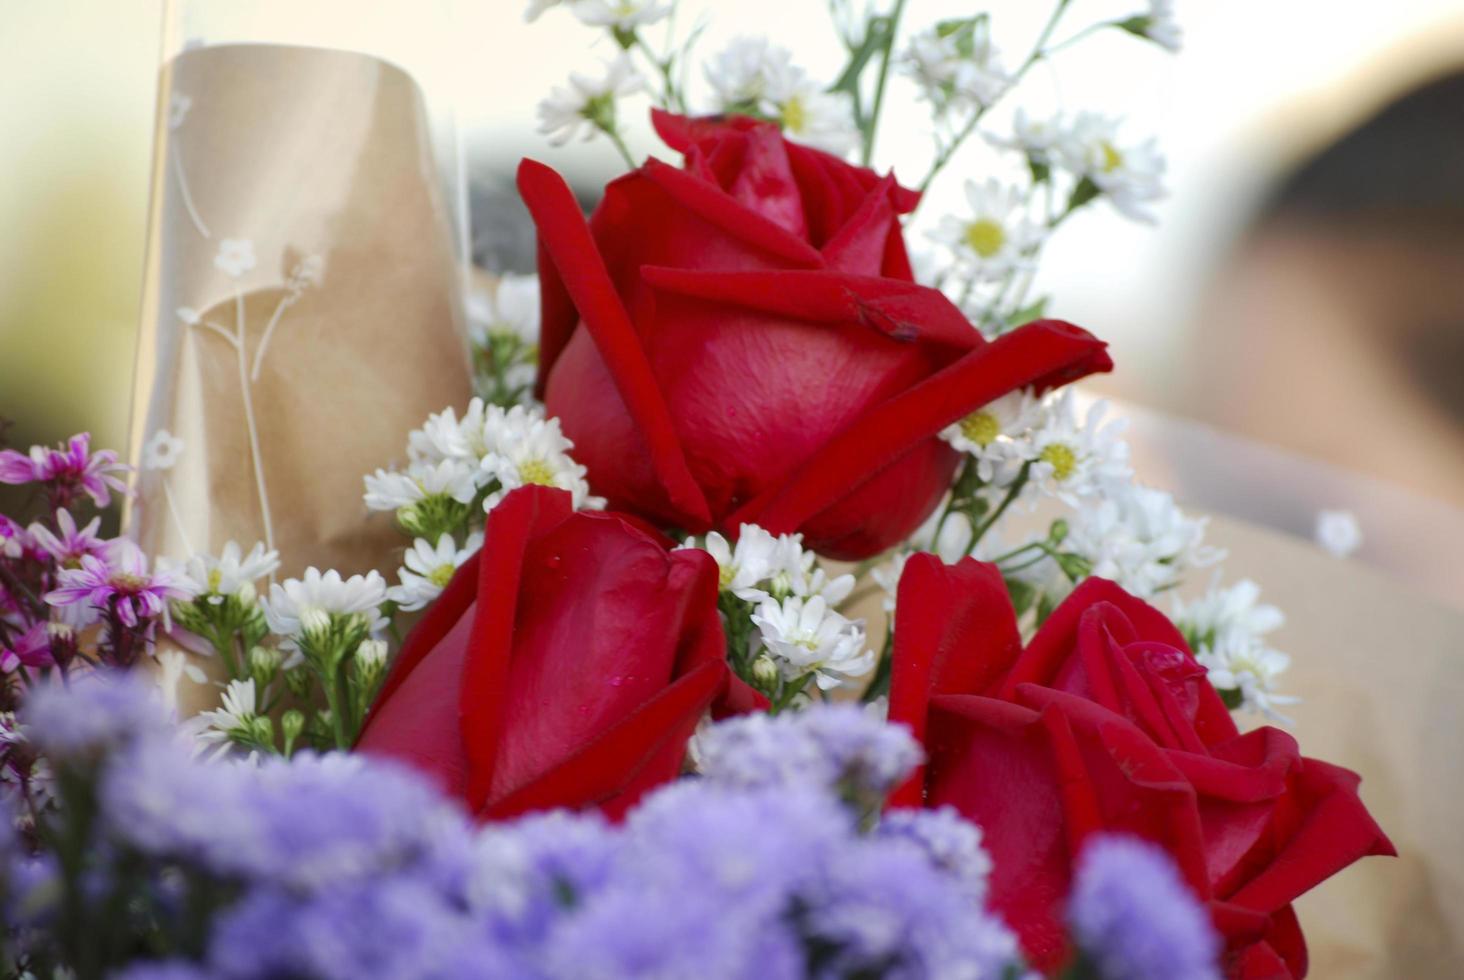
4, 676, 1026, 980
3, 674, 1223, 980
693, 703, 923, 814
1068, 835, 1223, 980
0, 432, 128, 510
0, 431, 178, 713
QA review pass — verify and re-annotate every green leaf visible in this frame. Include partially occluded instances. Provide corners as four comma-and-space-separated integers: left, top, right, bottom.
1005, 295, 1050, 329
1005, 576, 1037, 617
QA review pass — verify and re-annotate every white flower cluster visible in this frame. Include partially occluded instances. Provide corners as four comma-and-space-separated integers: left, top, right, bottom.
263, 567, 389, 649
175, 541, 280, 606
931, 180, 1046, 285
1064, 484, 1224, 600
703, 38, 860, 156
537, 54, 646, 147
991, 110, 1167, 224
1174, 579, 1296, 721
366, 398, 600, 613
686, 525, 871, 692
467, 274, 541, 406
902, 20, 1012, 117
939, 389, 1131, 504
367, 399, 599, 521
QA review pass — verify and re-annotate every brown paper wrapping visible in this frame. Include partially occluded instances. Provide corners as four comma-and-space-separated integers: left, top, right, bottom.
127, 43, 469, 585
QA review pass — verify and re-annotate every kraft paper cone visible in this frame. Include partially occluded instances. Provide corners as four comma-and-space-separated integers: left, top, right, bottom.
128, 43, 469, 583
127, 44, 470, 714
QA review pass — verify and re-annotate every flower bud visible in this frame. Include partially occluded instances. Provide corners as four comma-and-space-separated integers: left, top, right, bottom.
355, 639, 389, 672
752, 654, 780, 690
249, 645, 282, 678
281, 709, 306, 754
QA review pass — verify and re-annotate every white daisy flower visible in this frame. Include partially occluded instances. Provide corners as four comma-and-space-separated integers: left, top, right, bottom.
178, 540, 280, 604
467, 274, 540, 350
988, 109, 1067, 163
1175, 579, 1295, 721
363, 458, 480, 512
1057, 113, 1166, 222
213, 238, 256, 279
751, 595, 873, 691
1065, 484, 1223, 599
388, 533, 481, 612
698, 525, 784, 601
763, 62, 859, 156
568, 0, 670, 30
406, 403, 479, 466
1314, 509, 1362, 558
263, 567, 388, 644
1024, 391, 1131, 504
903, 25, 1011, 115
524, 0, 561, 21
1137, 0, 1182, 52
940, 389, 1044, 482
931, 180, 1045, 283
481, 408, 601, 511
141, 429, 184, 471
537, 55, 646, 146
704, 36, 790, 110
193, 678, 258, 752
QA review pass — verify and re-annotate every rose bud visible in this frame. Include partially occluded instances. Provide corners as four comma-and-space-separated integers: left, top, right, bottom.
357, 485, 735, 820
887, 555, 1394, 978
518, 111, 1113, 560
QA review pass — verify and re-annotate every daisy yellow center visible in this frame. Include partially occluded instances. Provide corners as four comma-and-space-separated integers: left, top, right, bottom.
1040, 443, 1078, 481
794, 636, 821, 652
1100, 141, 1123, 173
111, 573, 147, 591
518, 459, 557, 486
719, 565, 736, 589
781, 95, 807, 134
959, 410, 1001, 447
963, 218, 1006, 258
428, 564, 456, 588
207, 568, 223, 592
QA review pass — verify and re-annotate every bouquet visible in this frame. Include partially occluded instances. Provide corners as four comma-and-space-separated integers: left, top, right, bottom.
0, 3, 1393, 978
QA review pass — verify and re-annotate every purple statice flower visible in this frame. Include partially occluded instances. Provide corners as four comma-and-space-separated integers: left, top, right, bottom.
27, 509, 107, 568
45, 538, 185, 631
876, 806, 994, 904
618, 781, 847, 919
206, 878, 512, 980
99, 738, 255, 868
469, 809, 619, 945
1068, 835, 1222, 980
19, 669, 172, 759
540, 881, 804, 980
109, 961, 213, 980
694, 704, 922, 807
1, 620, 53, 674
215, 752, 475, 892
796, 837, 1022, 980
0, 433, 129, 508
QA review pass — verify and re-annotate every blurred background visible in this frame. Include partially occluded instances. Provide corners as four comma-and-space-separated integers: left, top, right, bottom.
1, 0, 1462, 596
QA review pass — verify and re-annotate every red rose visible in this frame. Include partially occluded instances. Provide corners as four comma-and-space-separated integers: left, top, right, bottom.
357, 485, 736, 820
518, 111, 1112, 559
887, 555, 1394, 978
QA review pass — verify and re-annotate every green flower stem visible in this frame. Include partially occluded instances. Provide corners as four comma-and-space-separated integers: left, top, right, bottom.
860, 0, 908, 166
913, 0, 1074, 202
604, 125, 637, 169
968, 462, 1032, 553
